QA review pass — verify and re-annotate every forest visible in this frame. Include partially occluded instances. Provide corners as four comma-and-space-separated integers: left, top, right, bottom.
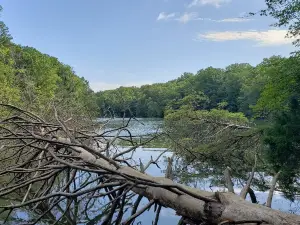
96, 56, 300, 119
1, 0, 300, 224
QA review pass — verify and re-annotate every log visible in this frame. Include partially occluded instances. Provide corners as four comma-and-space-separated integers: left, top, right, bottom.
75, 141, 300, 225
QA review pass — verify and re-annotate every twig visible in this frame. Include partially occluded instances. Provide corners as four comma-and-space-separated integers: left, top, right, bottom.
122, 200, 155, 225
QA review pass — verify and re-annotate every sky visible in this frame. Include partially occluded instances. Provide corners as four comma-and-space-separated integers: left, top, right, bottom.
1, 0, 296, 91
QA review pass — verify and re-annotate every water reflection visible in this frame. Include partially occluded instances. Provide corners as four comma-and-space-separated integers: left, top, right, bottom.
98, 118, 163, 137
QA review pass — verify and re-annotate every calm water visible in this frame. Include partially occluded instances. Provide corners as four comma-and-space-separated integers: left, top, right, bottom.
98, 117, 163, 137
6, 118, 300, 224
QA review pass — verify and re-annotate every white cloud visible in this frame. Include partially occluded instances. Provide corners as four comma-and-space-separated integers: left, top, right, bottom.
156, 10, 251, 24
196, 29, 294, 46
215, 17, 252, 23
90, 81, 153, 92
187, 0, 232, 8
175, 14, 251, 24
157, 12, 176, 21
176, 12, 199, 23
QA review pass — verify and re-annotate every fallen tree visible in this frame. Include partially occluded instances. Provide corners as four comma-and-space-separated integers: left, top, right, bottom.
0, 104, 299, 225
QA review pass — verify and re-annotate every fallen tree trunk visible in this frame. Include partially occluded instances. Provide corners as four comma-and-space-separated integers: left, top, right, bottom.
77, 145, 300, 225
0, 104, 300, 225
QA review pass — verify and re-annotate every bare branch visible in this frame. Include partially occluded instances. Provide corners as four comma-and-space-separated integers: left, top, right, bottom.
0, 105, 298, 225
122, 199, 155, 225
240, 154, 257, 199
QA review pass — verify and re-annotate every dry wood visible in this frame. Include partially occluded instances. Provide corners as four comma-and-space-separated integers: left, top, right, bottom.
0, 104, 299, 225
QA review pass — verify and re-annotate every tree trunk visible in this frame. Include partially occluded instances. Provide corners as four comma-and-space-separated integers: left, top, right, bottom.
224, 167, 234, 193
76, 145, 300, 225
248, 188, 258, 204
240, 162, 256, 199
266, 171, 281, 208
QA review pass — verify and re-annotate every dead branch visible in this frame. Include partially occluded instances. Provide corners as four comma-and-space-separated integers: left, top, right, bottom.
240, 155, 257, 199
0, 104, 299, 225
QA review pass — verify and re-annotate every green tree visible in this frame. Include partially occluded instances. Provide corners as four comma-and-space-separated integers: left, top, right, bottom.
223, 63, 254, 113
165, 91, 209, 111
0, 6, 12, 45
0, 61, 20, 105
0, 5, 97, 121
192, 67, 225, 109
255, 0, 300, 48
263, 98, 300, 199
253, 56, 300, 115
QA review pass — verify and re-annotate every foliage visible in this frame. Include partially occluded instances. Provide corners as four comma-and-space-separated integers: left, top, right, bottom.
0, 7, 97, 122
263, 98, 300, 198
96, 63, 259, 118
165, 91, 210, 111
162, 55, 300, 196
164, 108, 252, 162
0, 61, 20, 106
0, 6, 12, 45
96, 55, 300, 121
253, 56, 300, 115
160, 55, 300, 196
164, 107, 265, 191
255, 0, 300, 47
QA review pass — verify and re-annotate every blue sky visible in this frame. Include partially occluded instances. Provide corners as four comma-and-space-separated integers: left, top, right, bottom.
1, 0, 296, 91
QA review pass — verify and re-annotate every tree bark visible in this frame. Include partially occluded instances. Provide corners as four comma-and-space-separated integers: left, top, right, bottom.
248, 188, 258, 204
240, 161, 256, 199
266, 171, 281, 208
224, 167, 235, 194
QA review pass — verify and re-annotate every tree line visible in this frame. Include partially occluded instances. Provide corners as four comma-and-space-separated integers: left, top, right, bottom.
96, 56, 299, 119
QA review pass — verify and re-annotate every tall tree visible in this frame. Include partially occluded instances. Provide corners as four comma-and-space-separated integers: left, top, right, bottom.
263, 98, 300, 200
253, 56, 300, 115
